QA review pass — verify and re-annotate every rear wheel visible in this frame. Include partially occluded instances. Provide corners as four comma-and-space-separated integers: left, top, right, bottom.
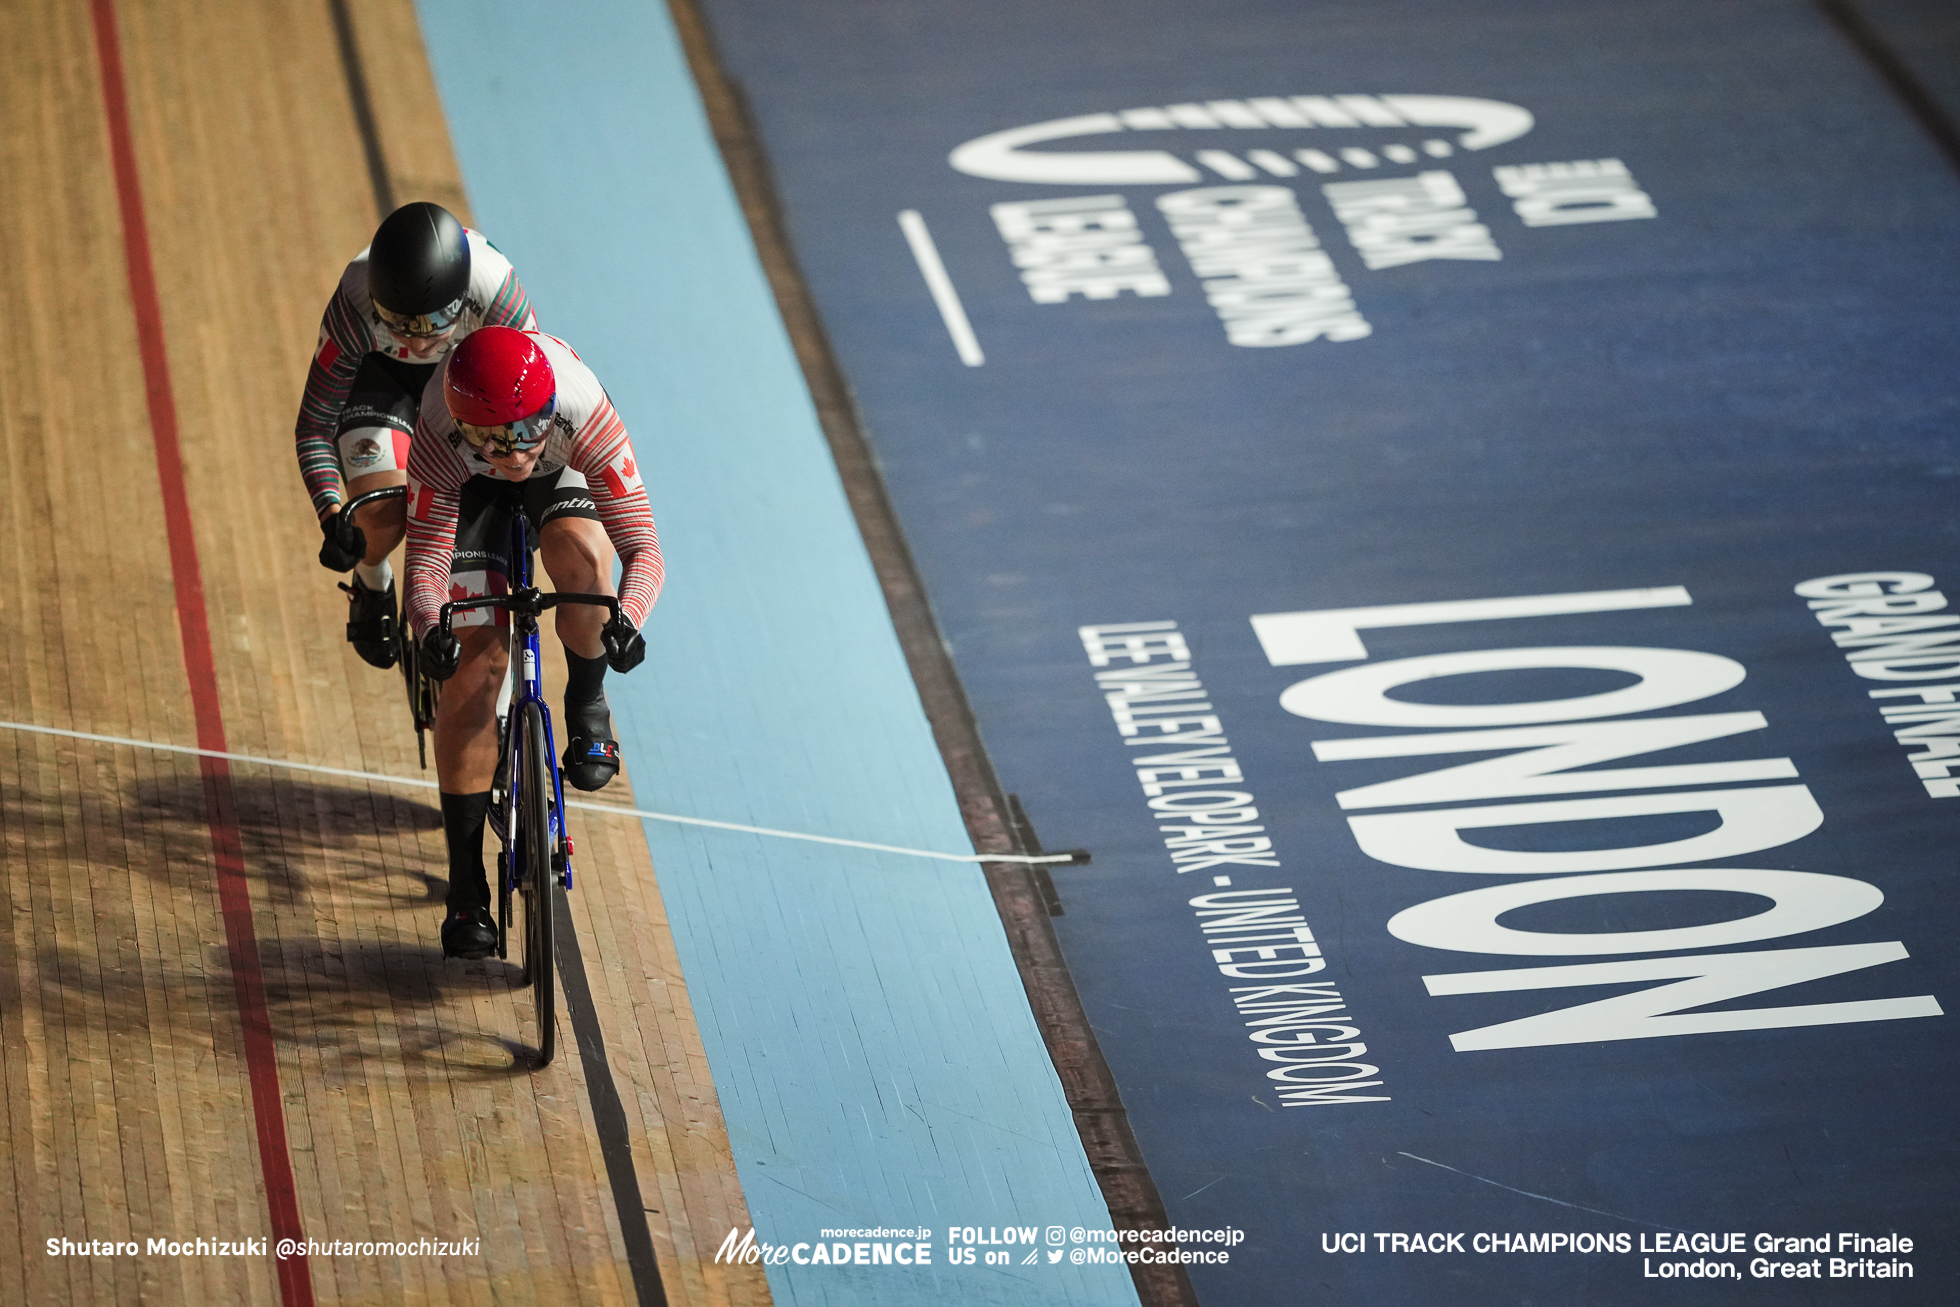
518, 700, 557, 1066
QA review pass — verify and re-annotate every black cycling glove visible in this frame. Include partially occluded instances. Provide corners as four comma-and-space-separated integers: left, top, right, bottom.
420, 627, 462, 681
317, 509, 366, 572
602, 612, 646, 673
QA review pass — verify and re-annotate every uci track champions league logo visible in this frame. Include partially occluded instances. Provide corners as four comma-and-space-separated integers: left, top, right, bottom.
949, 93, 1657, 345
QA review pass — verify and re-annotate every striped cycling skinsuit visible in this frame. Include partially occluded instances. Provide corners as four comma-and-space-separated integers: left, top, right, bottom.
293, 227, 536, 516
402, 332, 664, 636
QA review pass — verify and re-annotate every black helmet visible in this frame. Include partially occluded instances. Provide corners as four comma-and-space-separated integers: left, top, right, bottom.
367, 202, 470, 317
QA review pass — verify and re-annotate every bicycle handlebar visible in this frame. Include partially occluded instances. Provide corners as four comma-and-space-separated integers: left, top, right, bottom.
438, 589, 621, 637
339, 485, 408, 517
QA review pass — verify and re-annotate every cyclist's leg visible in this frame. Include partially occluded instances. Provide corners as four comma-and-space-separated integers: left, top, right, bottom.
435, 625, 508, 959
434, 476, 516, 958
337, 354, 434, 561
347, 356, 435, 558
345, 468, 406, 561
530, 471, 620, 792
534, 481, 613, 659
434, 626, 511, 791
333, 355, 423, 667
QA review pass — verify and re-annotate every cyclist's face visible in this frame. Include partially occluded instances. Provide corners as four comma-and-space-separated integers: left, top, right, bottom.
456, 394, 556, 480
391, 328, 454, 361
376, 299, 463, 360
483, 443, 544, 480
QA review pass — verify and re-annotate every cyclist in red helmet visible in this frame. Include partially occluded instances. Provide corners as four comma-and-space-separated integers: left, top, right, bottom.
402, 326, 663, 959
297, 202, 537, 669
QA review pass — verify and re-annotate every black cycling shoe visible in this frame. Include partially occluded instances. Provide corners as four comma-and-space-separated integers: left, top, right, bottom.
441, 905, 498, 959
339, 577, 398, 670
561, 698, 620, 792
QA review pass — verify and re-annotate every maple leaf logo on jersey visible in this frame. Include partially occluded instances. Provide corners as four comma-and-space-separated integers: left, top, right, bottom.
597, 449, 643, 500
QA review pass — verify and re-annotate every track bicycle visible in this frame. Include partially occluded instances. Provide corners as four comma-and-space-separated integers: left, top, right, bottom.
437, 503, 619, 1067
338, 485, 441, 767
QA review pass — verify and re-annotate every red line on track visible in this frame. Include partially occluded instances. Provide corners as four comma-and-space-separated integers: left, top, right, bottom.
89, 4, 315, 1304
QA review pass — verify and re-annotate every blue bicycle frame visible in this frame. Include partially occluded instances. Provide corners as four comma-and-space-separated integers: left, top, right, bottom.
498, 505, 569, 898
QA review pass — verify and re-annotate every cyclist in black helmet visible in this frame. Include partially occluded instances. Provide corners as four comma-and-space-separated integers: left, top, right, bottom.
295, 201, 537, 668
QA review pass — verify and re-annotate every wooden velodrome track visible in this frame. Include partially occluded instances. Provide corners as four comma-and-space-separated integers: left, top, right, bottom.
0, 1, 767, 1303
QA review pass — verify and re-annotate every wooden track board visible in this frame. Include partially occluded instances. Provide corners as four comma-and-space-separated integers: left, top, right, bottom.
0, 2, 766, 1304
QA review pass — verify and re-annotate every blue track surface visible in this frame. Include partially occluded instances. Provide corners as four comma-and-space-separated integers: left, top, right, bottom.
685, 0, 1959, 1302
414, 3, 1139, 1304
1857, 0, 1960, 123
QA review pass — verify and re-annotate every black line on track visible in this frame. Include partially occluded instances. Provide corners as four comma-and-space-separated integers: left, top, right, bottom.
1818, 0, 1960, 174
554, 887, 669, 1307
662, 3, 1198, 1304
326, 0, 396, 215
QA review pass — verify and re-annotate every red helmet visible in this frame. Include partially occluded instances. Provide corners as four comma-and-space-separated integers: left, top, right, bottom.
445, 327, 555, 427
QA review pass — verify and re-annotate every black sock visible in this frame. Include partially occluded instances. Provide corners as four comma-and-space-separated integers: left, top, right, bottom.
564, 645, 608, 704
564, 646, 610, 729
441, 790, 493, 910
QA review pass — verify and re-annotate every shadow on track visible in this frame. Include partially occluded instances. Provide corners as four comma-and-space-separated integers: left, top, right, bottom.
0, 764, 535, 1081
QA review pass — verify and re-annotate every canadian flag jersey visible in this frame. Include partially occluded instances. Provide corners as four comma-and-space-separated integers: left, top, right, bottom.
596, 449, 643, 501
403, 332, 663, 637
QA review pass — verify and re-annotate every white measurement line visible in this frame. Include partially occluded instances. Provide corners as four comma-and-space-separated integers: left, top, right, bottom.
897, 209, 984, 366
1, 720, 443, 788
0, 718, 1080, 866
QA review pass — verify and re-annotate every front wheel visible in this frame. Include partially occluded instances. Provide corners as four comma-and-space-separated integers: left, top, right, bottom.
518, 700, 557, 1066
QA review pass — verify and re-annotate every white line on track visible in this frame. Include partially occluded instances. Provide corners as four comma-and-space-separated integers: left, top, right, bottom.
897, 209, 985, 366
0, 718, 1079, 866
